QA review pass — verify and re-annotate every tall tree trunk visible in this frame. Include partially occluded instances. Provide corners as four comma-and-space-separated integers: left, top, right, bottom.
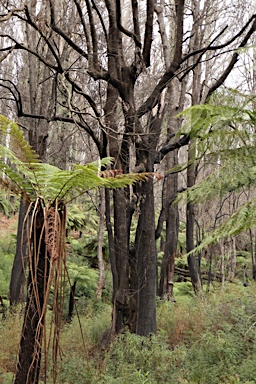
227, 236, 236, 282
220, 239, 226, 289
133, 106, 162, 335
10, 197, 29, 305
249, 229, 256, 279
159, 150, 179, 300
112, 188, 130, 333
185, 0, 203, 293
9, 0, 52, 305
135, 178, 157, 336
158, 77, 184, 300
96, 188, 106, 300
186, 141, 202, 293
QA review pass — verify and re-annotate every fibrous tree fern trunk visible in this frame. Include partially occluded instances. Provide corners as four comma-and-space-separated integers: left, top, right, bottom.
14, 200, 49, 384
14, 199, 65, 384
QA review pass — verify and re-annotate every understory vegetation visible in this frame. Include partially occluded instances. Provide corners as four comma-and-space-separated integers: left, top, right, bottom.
1, 281, 256, 384
1, 215, 256, 384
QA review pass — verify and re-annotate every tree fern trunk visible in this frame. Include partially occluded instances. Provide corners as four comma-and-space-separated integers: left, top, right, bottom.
14, 201, 50, 384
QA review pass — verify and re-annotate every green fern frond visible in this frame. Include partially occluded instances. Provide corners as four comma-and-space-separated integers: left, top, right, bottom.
176, 91, 256, 205
176, 90, 256, 256
0, 115, 39, 165
0, 115, 153, 203
176, 147, 256, 204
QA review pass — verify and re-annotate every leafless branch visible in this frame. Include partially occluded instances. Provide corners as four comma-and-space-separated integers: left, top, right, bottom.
0, 5, 25, 22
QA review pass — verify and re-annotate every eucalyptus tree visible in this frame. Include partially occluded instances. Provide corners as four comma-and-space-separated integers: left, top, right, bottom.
0, 0, 256, 336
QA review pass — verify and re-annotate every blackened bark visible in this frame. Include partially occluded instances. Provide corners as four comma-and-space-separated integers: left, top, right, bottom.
249, 229, 256, 280
135, 178, 157, 336
186, 143, 201, 293
14, 202, 50, 384
10, 197, 29, 305
67, 281, 76, 322
113, 189, 130, 333
159, 151, 179, 300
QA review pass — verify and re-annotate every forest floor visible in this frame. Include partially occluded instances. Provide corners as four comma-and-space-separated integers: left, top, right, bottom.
0, 215, 256, 384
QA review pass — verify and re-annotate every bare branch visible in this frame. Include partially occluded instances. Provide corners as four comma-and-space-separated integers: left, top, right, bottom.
142, 0, 154, 67
0, 5, 25, 22
73, 0, 93, 68
85, 0, 99, 68
160, 134, 190, 156
116, 0, 141, 48
205, 18, 256, 99
91, 0, 108, 41
137, 14, 256, 118
0, 45, 15, 63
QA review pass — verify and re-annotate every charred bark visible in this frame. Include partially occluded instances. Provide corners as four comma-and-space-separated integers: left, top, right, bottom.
10, 197, 29, 305
135, 178, 157, 336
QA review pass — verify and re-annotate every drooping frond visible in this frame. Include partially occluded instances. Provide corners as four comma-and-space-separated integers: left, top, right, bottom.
176, 91, 256, 205
176, 146, 256, 204
174, 90, 256, 254
0, 115, 39, 165
189, 197, 256, 255
0, 115, 39, 197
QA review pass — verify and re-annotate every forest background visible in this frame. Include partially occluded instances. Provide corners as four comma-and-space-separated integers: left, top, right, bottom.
1, 0, 256, 383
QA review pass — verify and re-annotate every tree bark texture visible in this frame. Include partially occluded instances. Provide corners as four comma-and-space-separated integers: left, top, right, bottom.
135, 178, 157, 336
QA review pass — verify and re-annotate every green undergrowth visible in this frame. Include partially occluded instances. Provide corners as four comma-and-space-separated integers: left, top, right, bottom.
1, 284, 256, 383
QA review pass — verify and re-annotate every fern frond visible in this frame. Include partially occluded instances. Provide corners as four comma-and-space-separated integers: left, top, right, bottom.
0, 116, 159, 203
0, 115, 39, 165
176, 147, 256, 204
176, 91, 256, 205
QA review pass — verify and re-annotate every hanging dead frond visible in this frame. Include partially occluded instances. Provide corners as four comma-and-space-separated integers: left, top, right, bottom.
45, 205, 61, 262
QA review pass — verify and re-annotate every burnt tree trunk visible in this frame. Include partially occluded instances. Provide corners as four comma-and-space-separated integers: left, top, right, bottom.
10, 197, 29, 305
186, 144, 202, 293
67, 281, 76, 322
135, 178, 157, 336
159, 152, 179, 301
158, 77, 184, 300
134, 108, 163, 336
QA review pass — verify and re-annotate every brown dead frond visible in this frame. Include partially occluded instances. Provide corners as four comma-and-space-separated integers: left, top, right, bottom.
45, 205, 61, 262
100, 169, 123, 178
